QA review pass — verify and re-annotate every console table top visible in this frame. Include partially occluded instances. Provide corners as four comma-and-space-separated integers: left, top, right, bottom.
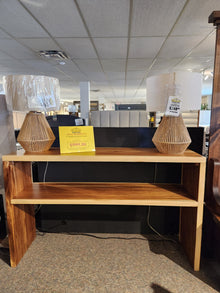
2, 147, 206, 163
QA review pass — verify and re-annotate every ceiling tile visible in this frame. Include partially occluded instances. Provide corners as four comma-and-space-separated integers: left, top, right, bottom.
74, 59, 103, 72
20, 0, 88, 37
77, 0, 129, 37
60, 80, 78, 88
0, 59, 35, 75
54, 60, 82, 73
131, 0, 186, 36
56, 38, 97, 59
129, 37, 165, 58
21, 59, 60, 74
60, 70, 88, 82
171, 0, 220, 36
189, 33, 216, 57
94, 38, 127, 59
127, 59, 153, 71
0, 50, 14, 60
85, 72, 108, 82
148, 69, 175, 77
126, 79, 142, 88
174, 57, 214, 72
101, 59, 126, 72
106, 72, 125, 81
152, 58, 182, 71
158, 36, 204, 58
0, 39, 37, 59
0, 29, 11, 39
0, 68, 33, 75
0, 59, 24, 68
0, 0, 48, 37
18, 38, 60, 52
111, 80, 125, 88
126, 71, 145, 80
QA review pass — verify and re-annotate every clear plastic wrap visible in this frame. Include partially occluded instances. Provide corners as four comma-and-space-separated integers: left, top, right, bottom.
146, 72, 202, 113
3, 75, 60, 112
0, 95, 16, 191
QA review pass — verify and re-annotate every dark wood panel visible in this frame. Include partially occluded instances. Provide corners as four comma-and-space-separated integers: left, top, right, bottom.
206, 18, 220, 215
40, 127, 204, 154
182, 163, 200, 201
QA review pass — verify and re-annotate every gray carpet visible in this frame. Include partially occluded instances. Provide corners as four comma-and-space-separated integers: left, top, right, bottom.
0, 233, 219, 293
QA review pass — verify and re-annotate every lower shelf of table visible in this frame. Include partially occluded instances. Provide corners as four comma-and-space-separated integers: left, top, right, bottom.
11, 182, 198, 207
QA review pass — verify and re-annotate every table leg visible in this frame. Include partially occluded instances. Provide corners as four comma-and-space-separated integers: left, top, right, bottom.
3, 161, 36, 267
180, 206, 203, 271
6, 203, 35, 267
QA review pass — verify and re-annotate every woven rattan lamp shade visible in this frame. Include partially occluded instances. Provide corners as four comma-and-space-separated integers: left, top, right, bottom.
152, 115, 191, 154
147, 72, 202, 154
4, 75, 60, 153
17, 111, 55, 152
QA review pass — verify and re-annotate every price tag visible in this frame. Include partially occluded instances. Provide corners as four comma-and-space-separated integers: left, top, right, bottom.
75, 118, 84, 126
59, 126, 95, 154
165, 96, 182, 117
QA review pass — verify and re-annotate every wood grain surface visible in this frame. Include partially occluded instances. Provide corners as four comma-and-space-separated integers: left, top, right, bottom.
2, 147, 206, 163
3, 161, 36, 267
11, 182, 198, 207
180, 161, 206, 271
3, 148, 206, 270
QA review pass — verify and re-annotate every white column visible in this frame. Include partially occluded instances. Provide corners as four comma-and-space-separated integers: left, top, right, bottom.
80, 81, 90, 125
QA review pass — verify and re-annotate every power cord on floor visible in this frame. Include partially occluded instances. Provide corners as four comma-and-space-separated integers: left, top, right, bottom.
147, 206, 177, 244
36, 226, 178, 244
36, 228, 177, 243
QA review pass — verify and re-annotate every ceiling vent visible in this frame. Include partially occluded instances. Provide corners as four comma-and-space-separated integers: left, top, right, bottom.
39, 50, 69, 60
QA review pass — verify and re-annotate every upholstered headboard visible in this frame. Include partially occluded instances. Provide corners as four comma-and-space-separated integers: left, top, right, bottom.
90, 111, 148, 127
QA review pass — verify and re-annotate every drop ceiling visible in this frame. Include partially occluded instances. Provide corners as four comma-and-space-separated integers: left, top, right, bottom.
0, 0, 219, 103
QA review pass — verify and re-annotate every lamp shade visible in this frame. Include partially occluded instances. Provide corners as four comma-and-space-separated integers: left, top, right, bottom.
146, 72, 202, 112
3, 75, 60, 152
3, 75, 60, 112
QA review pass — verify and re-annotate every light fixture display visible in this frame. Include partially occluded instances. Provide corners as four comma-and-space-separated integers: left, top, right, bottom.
146, 72, 202, 154
4, 75, 60, 153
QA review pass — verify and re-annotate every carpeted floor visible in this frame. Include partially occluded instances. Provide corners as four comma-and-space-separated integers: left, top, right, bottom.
0, 233, 219, 293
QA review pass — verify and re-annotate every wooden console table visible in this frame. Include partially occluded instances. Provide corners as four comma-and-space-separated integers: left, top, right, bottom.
3, 147, 206, 270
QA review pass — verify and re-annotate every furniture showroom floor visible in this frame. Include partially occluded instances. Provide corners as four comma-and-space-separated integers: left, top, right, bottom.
0, 232, 219, 293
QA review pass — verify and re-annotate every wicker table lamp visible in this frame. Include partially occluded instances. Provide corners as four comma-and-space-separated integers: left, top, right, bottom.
3, 75, 60, 153
146, 72, 202, 154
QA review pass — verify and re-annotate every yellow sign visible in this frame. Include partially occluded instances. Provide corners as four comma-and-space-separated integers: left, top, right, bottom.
58, 126, 96, 154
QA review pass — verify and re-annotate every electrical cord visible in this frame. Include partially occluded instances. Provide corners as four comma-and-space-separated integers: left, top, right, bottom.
35, 161, 177, 244
43, 161, 49, 182
36, 228, 177, 243
35, 161, 49, 216
147, 207, 177, 244
36, 225, 178, 243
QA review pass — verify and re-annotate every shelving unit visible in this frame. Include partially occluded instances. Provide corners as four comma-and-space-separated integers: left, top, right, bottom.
3, 147, 206, 270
